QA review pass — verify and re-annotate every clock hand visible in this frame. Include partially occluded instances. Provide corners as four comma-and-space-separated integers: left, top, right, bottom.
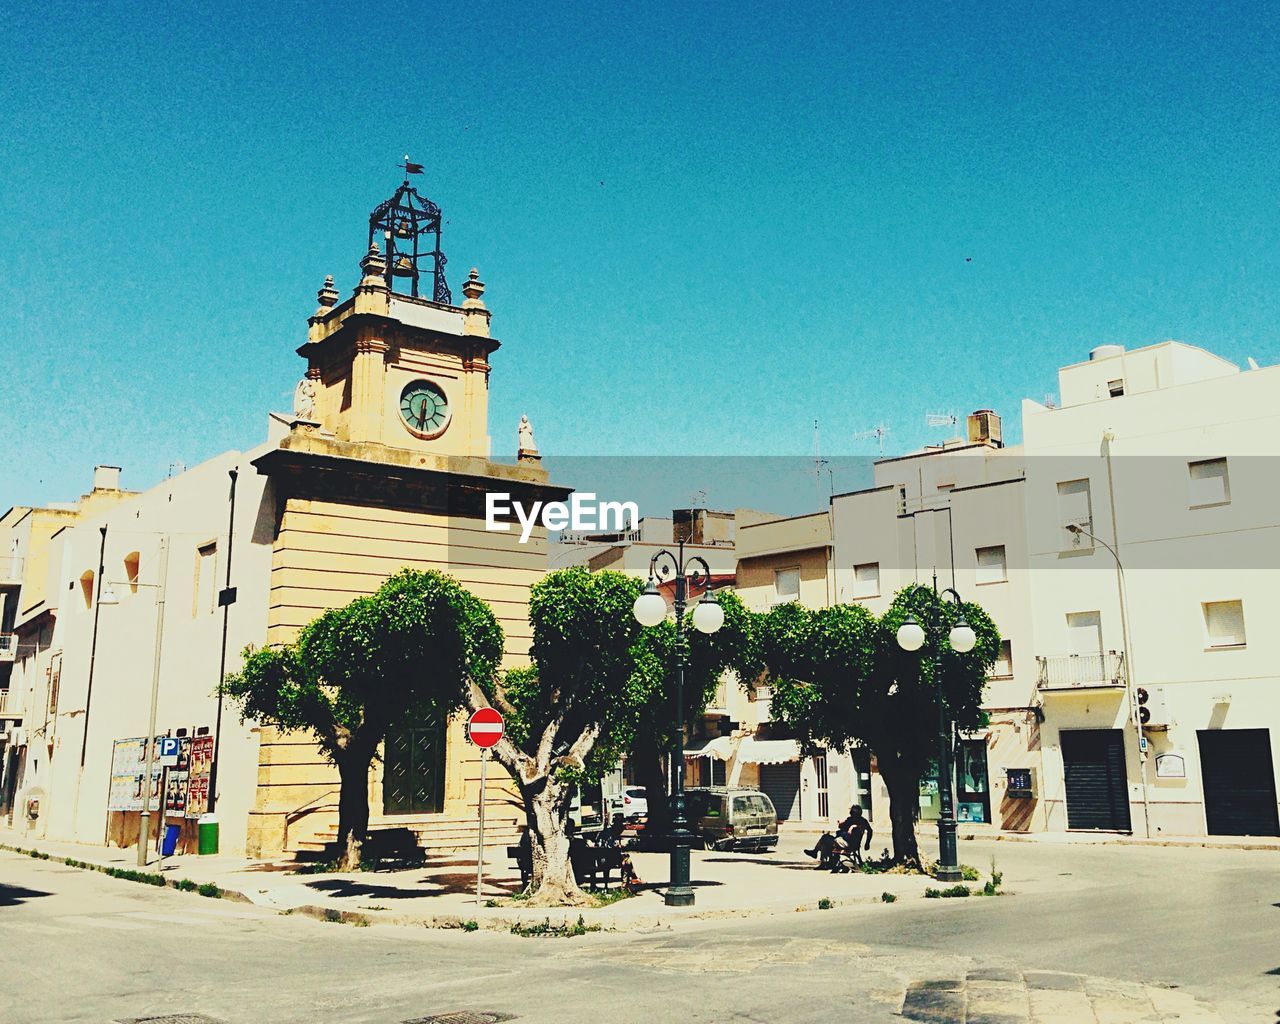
417, 401, 428, 429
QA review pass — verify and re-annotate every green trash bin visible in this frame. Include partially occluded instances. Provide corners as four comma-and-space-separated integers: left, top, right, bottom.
197, 812, 219, 855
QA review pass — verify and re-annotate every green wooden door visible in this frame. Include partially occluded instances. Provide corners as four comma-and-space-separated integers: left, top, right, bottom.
383, 717, 446, 815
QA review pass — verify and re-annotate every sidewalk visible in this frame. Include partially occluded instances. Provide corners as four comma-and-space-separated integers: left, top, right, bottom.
973, 829, 1280, 852
0, 828, 935, 931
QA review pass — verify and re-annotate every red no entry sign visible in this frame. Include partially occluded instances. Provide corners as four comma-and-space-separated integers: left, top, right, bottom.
467, 707, 504, 748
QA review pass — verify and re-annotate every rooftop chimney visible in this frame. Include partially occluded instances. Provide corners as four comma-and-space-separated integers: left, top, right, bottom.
92, 465, 122, 491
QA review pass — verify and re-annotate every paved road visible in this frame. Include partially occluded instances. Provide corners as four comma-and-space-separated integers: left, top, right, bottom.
0, 840, 1273, 1024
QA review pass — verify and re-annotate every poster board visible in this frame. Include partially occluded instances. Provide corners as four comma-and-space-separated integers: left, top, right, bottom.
107, 737, 163, 812
185, 735, 214, 818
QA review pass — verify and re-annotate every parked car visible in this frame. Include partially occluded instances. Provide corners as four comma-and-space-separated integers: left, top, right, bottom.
684, 786, 778, 852
622, 786, 649, 819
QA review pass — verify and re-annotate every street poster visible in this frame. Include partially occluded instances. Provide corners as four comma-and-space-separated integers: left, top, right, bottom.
163, 737, 193, 815
185, 734, 214, 818
107, 737, 164, 812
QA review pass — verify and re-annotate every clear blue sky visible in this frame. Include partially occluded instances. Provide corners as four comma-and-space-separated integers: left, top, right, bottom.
4, 1, 1279, 510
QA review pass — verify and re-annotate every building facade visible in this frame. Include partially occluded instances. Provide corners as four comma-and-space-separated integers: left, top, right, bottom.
1, 177, 569, 857
1023, 341, 1280, 838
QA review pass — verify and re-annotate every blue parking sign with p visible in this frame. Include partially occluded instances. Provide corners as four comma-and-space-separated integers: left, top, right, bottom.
157, 736, 182, 766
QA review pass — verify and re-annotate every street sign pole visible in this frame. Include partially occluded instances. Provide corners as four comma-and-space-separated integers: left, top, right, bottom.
476, 749, 488, 906
466, 707, 504, 907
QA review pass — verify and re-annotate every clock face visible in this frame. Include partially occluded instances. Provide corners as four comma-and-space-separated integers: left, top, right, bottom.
399, 380, 450, 438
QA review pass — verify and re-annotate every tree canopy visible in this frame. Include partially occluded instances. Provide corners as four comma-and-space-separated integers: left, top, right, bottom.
759, 584, 1000, 864
224, 569, 504, 867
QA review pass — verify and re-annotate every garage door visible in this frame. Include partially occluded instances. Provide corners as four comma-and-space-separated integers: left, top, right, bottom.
758, 762, 801, 821
1198, 729, 1280, 837
1061, 729, 1131, 831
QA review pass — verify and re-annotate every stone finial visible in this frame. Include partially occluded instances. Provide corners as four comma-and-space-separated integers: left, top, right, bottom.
360, 241, 386, 285
462, 267, 486, 305
315, 274, 339, 312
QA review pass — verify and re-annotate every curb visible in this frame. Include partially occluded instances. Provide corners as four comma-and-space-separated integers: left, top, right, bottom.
1, 840, 933, 933
985, 833, 1280, 852
1, 842, 254, 903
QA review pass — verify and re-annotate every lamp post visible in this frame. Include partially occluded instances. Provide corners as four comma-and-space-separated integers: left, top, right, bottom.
632, 539, 724, 908
99, 536, 169, 868
895, 577, 976, 883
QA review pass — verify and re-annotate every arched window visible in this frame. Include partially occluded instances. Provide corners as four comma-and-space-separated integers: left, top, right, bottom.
79, 570, 95, 609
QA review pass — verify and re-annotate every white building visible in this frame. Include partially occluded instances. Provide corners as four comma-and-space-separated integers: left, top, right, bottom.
1, 439, 280, 854
1023, 341, 1280, 838
830, 413, 1041, 832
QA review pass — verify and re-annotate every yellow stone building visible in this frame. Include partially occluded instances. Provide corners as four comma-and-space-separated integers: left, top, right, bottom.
246, 176, 570, 856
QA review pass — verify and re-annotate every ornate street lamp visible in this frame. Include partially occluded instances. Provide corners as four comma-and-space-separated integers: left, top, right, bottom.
895, 578, 975, 882
631, 539, 723, 907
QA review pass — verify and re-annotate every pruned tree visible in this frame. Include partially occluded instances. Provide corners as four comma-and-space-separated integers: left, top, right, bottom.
626, 587, 760, 839
760, 586, 999, 866
223, 570, 503, 869
468, 568, 756, 905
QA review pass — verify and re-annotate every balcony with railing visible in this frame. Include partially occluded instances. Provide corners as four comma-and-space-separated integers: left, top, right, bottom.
1036, 651, 1126, 691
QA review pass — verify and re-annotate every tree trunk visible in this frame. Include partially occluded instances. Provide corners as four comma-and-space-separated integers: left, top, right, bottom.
879, 760, 922, 868
335, 754, 371, 871
521, 776, 590, 906
635, 748, 670, 848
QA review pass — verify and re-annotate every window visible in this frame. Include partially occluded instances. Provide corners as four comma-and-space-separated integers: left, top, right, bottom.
773, 567, 800, 605
1066, 611, 1103, 657
1203, 600, 1245, 648
1057, 479, 1093, 548
975, 545, 1007, 585
1107, 379, 1125, 397
852, 562, 880, 599
991, 640, 1013, 678
1188, 458, 1230, 508
193, 543, 217, 616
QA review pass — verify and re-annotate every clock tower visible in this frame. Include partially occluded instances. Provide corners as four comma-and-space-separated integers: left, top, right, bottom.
295, 170, 496, 458
246, 171, 570, 857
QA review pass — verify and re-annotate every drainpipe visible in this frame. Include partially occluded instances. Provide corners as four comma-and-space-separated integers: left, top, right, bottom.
79, 525, 108, 768
75, 521, 109, 833
1102, 431, 1151, 838
208, 467, 239, 813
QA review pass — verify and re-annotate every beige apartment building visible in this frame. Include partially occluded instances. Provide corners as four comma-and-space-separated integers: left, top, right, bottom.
0, 176, 569, 857
726, 511, 866, 828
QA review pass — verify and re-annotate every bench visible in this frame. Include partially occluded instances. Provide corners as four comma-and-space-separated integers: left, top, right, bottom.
572, 845, 624, 891
363, 827, 426, 871
506, 842, 625, 891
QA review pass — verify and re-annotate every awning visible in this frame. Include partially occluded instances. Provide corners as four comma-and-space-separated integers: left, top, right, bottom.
734, 737, 801, 765
682, 736, 735, 761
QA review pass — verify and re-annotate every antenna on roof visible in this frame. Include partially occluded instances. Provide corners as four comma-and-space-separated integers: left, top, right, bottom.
1247, 357, 1260, 370
813, 419, 831, 504
853, 423, 890, 457
925, 410, 958, 430
1044, 393, 1058, 409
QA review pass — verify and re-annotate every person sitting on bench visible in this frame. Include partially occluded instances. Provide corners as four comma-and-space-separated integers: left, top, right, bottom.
805, 805, 872, 872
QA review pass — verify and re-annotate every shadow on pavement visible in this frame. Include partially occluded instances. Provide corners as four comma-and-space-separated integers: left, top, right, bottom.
0, 883, 54, 907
